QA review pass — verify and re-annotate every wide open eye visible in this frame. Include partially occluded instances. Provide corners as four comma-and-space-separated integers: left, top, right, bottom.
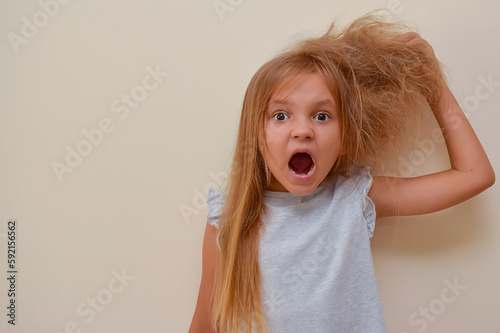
314, 113, 330, 121
273, 112, 289, 121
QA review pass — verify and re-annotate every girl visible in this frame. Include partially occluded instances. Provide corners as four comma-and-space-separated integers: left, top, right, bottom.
189, 13, 495, 333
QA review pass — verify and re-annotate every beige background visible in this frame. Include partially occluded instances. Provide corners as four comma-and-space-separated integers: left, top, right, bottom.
1, 0, 499, 332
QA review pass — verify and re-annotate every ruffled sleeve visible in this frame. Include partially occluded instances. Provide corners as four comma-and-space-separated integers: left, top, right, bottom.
206, 188, 226, 229
352, 166, 377, 238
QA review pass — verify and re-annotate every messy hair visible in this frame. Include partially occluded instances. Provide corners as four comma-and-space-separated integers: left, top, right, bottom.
212, 12, 444, 333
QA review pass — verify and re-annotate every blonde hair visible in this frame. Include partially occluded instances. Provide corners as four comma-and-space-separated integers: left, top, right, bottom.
211, 12, 443, 333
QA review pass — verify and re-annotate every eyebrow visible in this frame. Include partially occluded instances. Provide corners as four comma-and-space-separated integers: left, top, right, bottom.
267, 99, 336, 108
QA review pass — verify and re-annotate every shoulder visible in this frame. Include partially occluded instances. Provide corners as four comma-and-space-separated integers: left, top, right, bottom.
333, 165, 373, 195
334, 165, 377, 237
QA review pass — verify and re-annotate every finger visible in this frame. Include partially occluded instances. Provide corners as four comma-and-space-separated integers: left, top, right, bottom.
405, 39, 427, 46
393, 31, 420, 42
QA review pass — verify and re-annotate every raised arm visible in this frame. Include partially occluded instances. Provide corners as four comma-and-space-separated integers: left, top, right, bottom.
369, 33, 495, 218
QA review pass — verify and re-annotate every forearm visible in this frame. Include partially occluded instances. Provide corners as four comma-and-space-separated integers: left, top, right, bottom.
433, 80, 495, 183
370, 34, 495, 218
371, 84, 495, 218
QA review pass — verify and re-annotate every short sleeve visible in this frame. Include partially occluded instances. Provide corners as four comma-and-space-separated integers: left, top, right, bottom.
352, 166, 377, 238
206, 188, 226, 229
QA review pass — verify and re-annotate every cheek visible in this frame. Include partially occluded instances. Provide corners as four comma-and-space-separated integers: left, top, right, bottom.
264, 126, 284, 149
263, 131, 286, 166
319, 128, 342, 155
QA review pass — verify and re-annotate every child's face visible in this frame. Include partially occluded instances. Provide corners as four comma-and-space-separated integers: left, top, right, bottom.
262, 72, 343, 195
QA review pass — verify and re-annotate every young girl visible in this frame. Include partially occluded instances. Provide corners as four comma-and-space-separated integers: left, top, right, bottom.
189, 13, 495, 333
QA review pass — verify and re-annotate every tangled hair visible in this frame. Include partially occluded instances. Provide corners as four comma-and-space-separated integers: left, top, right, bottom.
212, 12, 444, 333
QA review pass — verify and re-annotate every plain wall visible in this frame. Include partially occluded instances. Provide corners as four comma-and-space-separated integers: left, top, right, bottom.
0, 0, 499, 332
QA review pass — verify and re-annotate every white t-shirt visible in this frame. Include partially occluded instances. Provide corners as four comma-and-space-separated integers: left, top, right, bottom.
207, 166, 387, 333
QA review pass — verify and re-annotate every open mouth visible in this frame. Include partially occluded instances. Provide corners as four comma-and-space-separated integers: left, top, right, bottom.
288, 152, 314, 175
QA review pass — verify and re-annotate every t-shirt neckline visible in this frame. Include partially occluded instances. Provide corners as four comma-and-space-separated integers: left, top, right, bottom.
263, 174, 336, 206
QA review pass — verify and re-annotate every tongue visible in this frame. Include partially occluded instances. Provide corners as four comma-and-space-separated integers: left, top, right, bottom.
289, 153, 313, 174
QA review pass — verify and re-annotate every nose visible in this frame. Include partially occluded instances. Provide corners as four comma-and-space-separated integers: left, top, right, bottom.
291, 118, 314, 140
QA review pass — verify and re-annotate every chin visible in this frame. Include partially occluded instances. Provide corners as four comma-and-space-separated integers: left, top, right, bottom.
285, 183, 319, 195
